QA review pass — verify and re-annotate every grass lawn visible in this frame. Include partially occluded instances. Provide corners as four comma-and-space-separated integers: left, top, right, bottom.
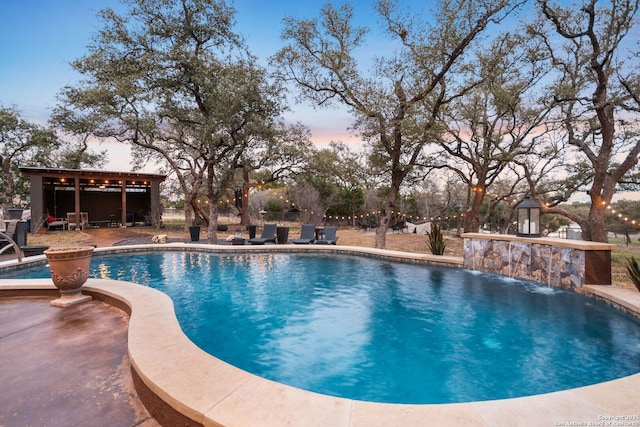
608, 235, 640, 291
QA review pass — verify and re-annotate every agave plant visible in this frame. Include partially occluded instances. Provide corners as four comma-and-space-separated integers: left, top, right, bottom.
625, 256, 640, 292
426, 222, 447, 255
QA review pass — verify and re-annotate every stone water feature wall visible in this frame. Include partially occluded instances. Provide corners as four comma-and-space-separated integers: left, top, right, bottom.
462, 233, 616, 291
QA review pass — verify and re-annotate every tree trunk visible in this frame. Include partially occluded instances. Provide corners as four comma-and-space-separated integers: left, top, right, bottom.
375, 187, 399, 249
237, 166, 251, 225
240, 183, 251, 225
463, 190, 484, 233
374, 214, 389, 249
352, 207, 357, 228
184, 200, 195, 232
583, 173, 617, 242
584, 200, 608, 242
207, 196, 219, 244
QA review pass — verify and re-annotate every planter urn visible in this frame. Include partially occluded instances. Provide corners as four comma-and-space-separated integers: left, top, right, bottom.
44, 246, 94, 307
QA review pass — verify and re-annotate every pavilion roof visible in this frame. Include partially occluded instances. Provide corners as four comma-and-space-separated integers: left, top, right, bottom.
19, 167, 166, 182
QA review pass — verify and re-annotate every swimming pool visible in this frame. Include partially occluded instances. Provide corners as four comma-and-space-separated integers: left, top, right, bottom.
7, 250, 640, 404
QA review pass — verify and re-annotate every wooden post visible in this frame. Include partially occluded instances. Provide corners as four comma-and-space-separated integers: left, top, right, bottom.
121, 180, 127, 227
74, 177, 81, 230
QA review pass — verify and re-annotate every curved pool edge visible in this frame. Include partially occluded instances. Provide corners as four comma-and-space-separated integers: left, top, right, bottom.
2, 244, 640, 426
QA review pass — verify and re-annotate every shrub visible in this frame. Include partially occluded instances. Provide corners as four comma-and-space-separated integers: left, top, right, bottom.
625, 256, 640, 292
426, 222, 447, 255
264, 199, 284, 212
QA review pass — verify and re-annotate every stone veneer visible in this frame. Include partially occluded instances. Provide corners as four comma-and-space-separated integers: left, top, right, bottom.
462, 233, 616, 290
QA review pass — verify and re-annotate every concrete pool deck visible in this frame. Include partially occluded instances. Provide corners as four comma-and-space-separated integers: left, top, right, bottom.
0, 296, 159, 427
1, 243, 640, 426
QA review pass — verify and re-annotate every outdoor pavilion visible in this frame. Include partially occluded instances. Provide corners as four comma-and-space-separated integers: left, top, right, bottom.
19, 167, 166, 232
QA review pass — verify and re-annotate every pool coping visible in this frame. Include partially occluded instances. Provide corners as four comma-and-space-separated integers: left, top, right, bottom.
1, 243, 640, 426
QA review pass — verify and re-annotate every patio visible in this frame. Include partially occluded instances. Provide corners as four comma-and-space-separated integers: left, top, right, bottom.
0, 296, 158, 427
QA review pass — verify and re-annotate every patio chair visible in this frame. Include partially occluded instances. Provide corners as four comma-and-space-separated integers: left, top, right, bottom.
0, 220, 19, 248
292, 224, 316, 244
314, 226, 338, 245
67, 212, 89, 230
47, 215, 68, 231
392, 220, 408, 233
248, 223, 277, 245
357, 218, 378, 231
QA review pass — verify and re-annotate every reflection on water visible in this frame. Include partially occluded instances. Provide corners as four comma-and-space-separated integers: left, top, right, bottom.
4, 251, 640, 404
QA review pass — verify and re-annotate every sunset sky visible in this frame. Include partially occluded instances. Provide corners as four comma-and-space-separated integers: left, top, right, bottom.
0, 0, 401, 170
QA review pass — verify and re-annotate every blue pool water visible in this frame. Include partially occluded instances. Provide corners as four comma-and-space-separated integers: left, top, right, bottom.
5, 251, 640, 404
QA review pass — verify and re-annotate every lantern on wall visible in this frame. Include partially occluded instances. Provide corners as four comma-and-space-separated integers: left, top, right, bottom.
517, 194, 541, 237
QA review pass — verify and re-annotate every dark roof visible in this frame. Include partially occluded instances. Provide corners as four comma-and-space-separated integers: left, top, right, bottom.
517, 195, 541, 209
19, 167, 166, 182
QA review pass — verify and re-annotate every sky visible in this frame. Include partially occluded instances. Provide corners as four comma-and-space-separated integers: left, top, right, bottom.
4, 1, 639, 207
0, 0, 389, 171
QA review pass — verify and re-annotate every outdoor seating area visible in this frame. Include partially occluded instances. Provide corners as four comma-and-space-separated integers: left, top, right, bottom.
19, 167, 165, 233
67, 212, 89, 230
47, 216, 68, 230
357, 218, 378, 231
0, 220, 36, 261
243, 224, 340, 245
356, 218, 407, 233
247, 224, 342, 245
292, 224, 316, 244
392, 220, 408, 233
0, 220, 27, 250
314, 226, 338, 244
248, 223, 277, 245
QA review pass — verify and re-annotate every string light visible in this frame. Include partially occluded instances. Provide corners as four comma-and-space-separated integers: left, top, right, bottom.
607, 204, 640, 228
217, 186, 640, 231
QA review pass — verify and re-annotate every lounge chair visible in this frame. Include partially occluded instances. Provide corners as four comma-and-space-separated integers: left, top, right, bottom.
292, 224, 315, 244
248, 223, 277, 245
314, 226, 338, 245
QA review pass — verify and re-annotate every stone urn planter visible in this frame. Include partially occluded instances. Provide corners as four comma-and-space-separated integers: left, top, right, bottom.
44, 246, 94, 307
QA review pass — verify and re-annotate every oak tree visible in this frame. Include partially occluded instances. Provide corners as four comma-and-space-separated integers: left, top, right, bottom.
531, 0, 640, 242
272, 0, 520, 248
58, 0, 286, 241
